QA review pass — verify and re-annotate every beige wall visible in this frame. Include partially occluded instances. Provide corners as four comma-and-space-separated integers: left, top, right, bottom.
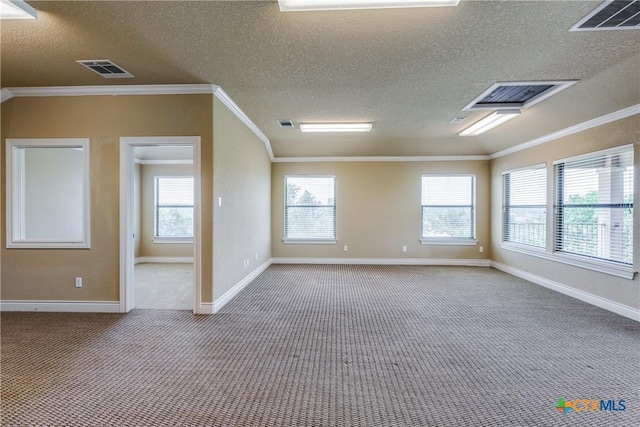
490, 115, 640, 309
272, 161, 491, 260
134, 163, 142, 259
1, 95, 213, 303
212, 97, 272, 301
139, 163, 194, 259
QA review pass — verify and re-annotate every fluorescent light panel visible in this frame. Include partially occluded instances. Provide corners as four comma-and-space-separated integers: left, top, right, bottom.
279, 0, 459, 12
0, 0, 36, 19
459, 110, 521, 136
300, 123, 373, 133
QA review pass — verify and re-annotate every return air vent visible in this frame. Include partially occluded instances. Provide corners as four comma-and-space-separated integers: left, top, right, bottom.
276, 119, 295, 128
462, 81, 577, 111
76, 60, 134, 78
571, 0, 640, 31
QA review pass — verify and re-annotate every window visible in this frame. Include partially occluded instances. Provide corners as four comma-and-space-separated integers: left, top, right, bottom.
285, 176, 336, 243
503, 165, 547, 248
554, 146, 633, 265
421, 175, 476, 244
154, 176, 194, 240
6, 139, 90, 249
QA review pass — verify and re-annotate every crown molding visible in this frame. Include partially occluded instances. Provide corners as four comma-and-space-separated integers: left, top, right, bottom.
1, 84, 218, 99
1, 88, 14, 103
213, 87, 275, 161
0, 83, 275, 162
273, 155, 490, 163
490, 104, 640, 159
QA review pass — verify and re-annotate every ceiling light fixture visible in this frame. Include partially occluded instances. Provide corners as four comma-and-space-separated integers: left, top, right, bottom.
300, 123, 373, 133
0, 0, 36, 19
459, 110, 521, 136
278, 0, 459, 12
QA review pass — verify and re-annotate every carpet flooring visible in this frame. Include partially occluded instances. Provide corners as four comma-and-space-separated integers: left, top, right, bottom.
134, 263, 193, 310
1, 265, 638, 426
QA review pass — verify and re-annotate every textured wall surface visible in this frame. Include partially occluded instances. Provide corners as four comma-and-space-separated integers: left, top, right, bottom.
213, 97, 272, 302
272, 160, 491, 260
490, 115, 640, 309
1, 94, 213, 302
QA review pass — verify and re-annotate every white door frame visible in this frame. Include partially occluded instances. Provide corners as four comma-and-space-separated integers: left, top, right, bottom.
119, 136, 202, 314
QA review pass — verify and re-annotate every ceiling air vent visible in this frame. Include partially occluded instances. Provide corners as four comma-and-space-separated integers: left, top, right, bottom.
76, 60, 134, 78
571, 0, 640, 31
276, 119, 295, 128
462, 81, 577, 111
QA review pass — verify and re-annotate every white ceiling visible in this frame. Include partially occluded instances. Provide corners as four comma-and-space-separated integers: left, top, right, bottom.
1, 0, 639, 158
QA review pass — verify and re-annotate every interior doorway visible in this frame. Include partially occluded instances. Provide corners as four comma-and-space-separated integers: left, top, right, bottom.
119, 137, 202, 313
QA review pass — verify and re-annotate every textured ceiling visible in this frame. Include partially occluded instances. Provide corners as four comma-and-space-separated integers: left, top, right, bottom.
1, 0, 639, 157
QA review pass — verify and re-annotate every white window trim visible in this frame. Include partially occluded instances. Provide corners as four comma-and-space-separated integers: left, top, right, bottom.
420, 238, 477, 246
420, 174, 476, 244
152, 238, 193, 244
501, 242, 635, 280
6, 138, 91, 249
552, 143, 633, 165
499, 144, 635, 280
153, 175, 194, 241
550, 144, 634, 277
282, 239, 337, 245
284, 174, 337, 242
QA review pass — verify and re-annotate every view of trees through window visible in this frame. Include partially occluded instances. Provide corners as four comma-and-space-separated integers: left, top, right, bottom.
155, 176, 194, 239
555, 149, 633, 265
285, 176, 335, 240
421, 175, 475, 240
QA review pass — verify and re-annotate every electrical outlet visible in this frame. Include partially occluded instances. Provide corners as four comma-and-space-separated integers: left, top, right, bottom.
402, 245, 407, 253
479, 246, 484, 253
75, 277, 82, 288
343, 245, 348, 252
218, 197, 222, 207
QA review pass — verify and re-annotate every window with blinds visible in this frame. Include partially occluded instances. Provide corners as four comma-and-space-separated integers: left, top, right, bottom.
285, 176, 336, 241
154, 176, 194, 239
503, 165, 547, 248
554, 146, 633, 265
421, 175, 476, 243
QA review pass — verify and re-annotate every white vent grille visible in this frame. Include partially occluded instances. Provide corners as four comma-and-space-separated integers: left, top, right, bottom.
277, 119, 295, 128
571, 0, 640, 31
76, 60, 134, 78
462, 81, 577, 111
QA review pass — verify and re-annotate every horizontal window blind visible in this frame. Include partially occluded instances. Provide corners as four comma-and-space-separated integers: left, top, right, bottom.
421, 175, 475, 240
503, 165, 547, 247
285, 176, 336, 240
155, 176, 194, 238
554, 147, 633, 265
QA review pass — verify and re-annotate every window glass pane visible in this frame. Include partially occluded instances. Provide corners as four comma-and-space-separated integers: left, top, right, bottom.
421, 175, 475, 240
285, 176, 336, 240
555, 148, 633, 265
503, 166, 547, 248
155, 177, 194, 238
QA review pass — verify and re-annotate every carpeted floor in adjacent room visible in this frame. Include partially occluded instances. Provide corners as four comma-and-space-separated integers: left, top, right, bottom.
1, 265, 638, 426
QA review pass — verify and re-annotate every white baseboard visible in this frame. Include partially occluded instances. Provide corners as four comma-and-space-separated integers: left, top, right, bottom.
271, 257, 491, 267
213, 259, 273, 313
0, 300, 121, 313
197, 302, 214, 315
135, 257, 194, 264
491, 261, 640, 322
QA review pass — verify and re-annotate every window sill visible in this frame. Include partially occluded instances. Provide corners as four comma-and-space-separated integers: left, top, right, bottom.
501, 242, 635, 280
420, 238, 477, 246
283, 239, 337, 245
153, 238, 193, 244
